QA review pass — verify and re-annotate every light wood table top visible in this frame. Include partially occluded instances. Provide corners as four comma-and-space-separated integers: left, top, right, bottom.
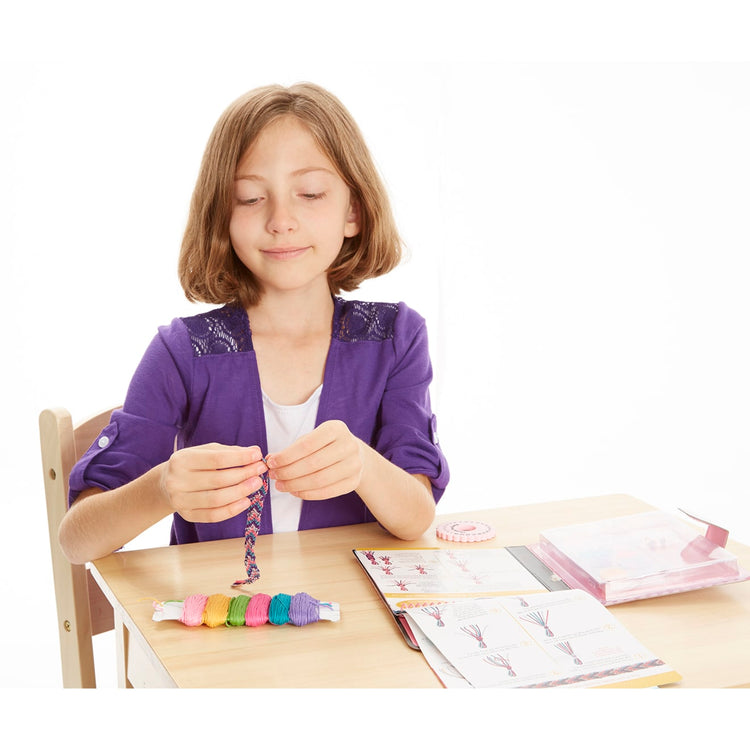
89, 494, 750, 688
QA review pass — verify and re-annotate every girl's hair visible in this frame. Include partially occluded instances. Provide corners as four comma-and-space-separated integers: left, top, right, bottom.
179, 82, 402, 308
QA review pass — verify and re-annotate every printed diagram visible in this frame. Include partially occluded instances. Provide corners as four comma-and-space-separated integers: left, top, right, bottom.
421, 605, 445, 627
460, 623, 488, 649
358, 550, 439, 594
356, 547, 544, 598
554, 641, 583, 665
484, 654, 516, 677
453, 558, 471, 573
520, 610, 554, 637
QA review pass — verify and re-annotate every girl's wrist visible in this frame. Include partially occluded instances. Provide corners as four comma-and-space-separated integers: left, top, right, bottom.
153, 462, 176, 517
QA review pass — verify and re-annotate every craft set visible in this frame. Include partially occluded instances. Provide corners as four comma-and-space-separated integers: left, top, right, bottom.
147, 469, 738, 689
151, 465, 340, 631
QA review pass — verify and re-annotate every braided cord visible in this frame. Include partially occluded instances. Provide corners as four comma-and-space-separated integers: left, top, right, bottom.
232, 472, 269, 587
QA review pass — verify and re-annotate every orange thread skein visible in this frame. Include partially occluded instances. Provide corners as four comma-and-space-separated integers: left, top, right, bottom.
202, 594, 231, 627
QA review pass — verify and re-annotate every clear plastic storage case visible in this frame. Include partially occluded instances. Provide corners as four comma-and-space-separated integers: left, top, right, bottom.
532, 511, 748, 605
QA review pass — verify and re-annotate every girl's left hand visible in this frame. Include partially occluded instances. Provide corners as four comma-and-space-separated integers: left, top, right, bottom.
266, 420, 365, 500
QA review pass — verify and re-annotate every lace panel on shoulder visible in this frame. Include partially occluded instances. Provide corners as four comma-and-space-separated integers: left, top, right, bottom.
335, 300, 399, 342
183, 306, 253, 356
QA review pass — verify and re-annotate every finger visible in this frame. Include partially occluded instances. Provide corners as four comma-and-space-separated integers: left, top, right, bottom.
165, 457, 267, 499
179, 492, 255, 524
276, 474, 360, 501
274, 452, 362, 496
266, 421, 344, 471
177, 444, 264, 472
183, 459, 268, 493
173, 472, 266, 514
269, 440, 352, 483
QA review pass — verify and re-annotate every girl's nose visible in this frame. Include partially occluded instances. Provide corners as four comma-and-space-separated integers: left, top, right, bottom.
266, 198, 297, 234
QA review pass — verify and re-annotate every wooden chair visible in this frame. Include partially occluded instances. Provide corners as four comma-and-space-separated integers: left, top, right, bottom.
39, 406, 118, 688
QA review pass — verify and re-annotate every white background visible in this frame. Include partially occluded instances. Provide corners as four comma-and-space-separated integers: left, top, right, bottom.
2, 0, 748, 736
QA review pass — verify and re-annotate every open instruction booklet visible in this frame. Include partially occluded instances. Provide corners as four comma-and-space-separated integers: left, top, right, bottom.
353, 547, 681, 688
404, 589, 680, 688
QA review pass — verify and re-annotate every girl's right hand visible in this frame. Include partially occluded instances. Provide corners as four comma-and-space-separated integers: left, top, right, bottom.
159, 443, 267, 523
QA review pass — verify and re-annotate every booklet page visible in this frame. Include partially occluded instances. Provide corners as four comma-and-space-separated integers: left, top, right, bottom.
354, 548, 546, 609
404, 589, 680, 688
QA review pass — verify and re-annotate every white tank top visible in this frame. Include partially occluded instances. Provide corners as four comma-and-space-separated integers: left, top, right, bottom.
262, 384, 323, 532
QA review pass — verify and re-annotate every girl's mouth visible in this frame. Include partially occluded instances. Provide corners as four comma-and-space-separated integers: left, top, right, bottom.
261, 246, 310, 259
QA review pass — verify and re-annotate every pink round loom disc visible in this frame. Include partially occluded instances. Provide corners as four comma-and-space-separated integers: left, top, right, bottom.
436, 520, 496, 542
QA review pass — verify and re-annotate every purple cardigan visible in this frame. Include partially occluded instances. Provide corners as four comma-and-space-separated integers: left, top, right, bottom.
69, 297, 449, 544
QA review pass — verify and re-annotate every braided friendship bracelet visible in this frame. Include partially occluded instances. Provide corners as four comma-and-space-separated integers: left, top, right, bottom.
152, 592, 340, 628
232, 464, 270, 587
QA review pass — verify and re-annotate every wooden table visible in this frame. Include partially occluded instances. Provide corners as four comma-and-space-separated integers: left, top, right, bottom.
89, 494, 750, 688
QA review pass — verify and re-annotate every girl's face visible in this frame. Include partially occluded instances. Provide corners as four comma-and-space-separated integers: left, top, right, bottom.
229, 115, 360, 302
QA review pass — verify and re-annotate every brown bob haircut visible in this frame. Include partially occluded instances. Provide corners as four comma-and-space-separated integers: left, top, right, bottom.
179, 82, 402, 308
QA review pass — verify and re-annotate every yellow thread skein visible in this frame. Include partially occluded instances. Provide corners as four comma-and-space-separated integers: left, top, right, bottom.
202, 594, 231, 628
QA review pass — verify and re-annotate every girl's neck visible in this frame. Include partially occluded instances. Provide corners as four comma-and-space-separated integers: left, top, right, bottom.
247, 286, 335, 338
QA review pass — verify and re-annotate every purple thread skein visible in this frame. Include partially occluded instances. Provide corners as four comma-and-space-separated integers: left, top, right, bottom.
289, 592, 320, 626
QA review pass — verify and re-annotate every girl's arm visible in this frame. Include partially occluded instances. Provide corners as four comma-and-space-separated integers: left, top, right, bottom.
59, 444, 267, 564
266, 420, 436, 540
356, 443, 436, 539
59, 467, 173, 565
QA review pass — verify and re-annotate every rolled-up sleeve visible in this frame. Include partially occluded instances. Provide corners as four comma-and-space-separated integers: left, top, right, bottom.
68, 319, 191, 505
374, 303, 449, 501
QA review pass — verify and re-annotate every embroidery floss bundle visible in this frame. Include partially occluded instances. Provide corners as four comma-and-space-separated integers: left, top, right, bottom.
232, 468, 269, 587
152, 592, 340, 628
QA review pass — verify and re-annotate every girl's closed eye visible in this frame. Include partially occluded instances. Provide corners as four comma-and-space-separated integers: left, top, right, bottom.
300, 191, 326, 200
236, 192, 265, 206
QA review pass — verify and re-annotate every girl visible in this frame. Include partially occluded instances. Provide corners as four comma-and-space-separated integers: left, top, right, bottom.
59, 83, 449, 565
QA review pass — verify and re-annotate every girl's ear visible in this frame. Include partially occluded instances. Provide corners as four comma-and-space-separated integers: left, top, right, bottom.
344, 197, 361, 238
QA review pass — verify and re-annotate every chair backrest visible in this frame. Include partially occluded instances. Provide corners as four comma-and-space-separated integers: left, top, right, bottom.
39, 406, 118, 688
